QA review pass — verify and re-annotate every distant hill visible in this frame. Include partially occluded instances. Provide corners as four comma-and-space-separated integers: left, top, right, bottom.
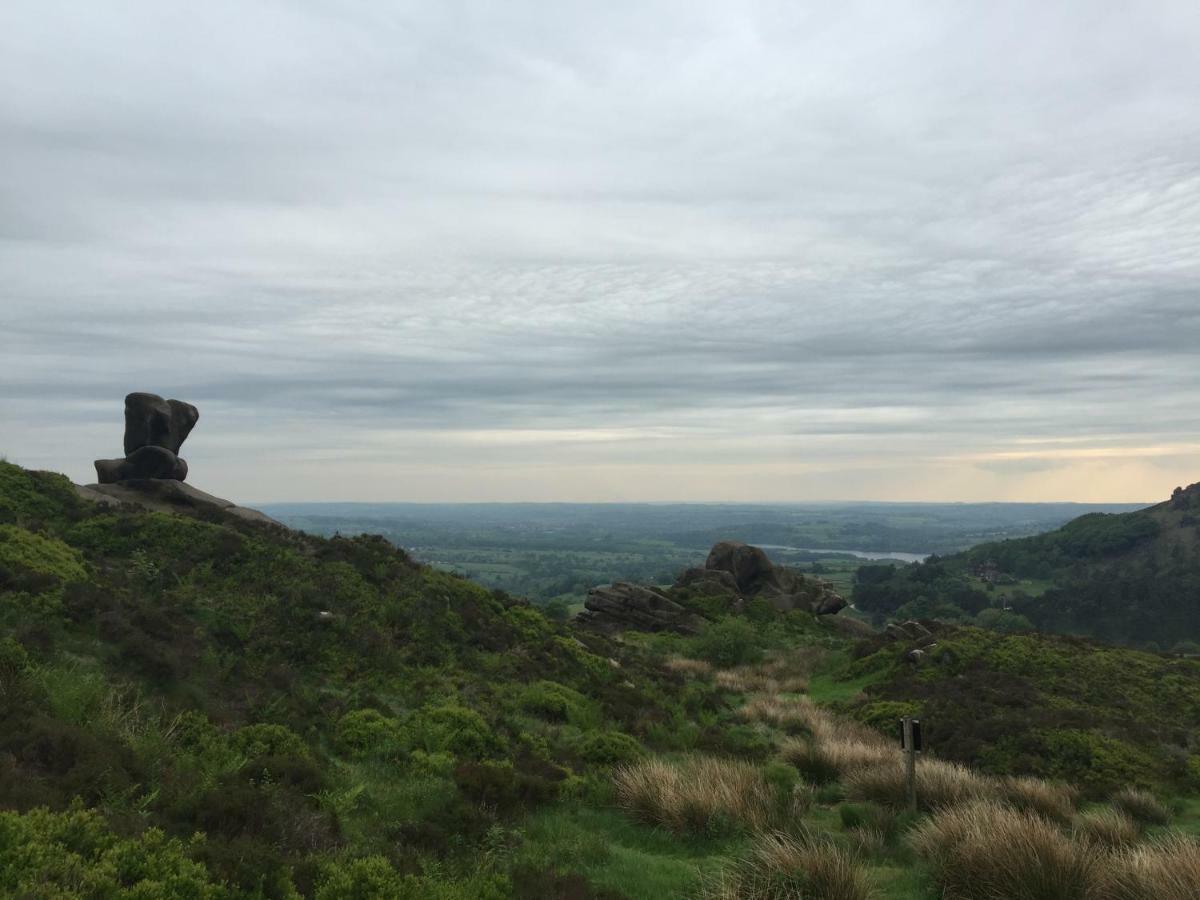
852, 482, 1200, 649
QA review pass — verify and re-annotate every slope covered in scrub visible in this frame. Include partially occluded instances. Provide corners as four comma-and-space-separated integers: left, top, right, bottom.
0, 461, 747, 896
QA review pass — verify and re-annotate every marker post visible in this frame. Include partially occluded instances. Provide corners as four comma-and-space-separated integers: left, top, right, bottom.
899, 717, 923, 813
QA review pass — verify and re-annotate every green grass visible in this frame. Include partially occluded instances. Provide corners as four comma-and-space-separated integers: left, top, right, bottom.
518, 804, 746, 899
808, 659, 887, 703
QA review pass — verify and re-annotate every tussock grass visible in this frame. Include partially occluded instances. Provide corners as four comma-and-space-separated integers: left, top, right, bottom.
1110, 788, 1170, 827
615, 755, 792, 835
910, 800, 1099, 899
1074, 808, 1140, 849
738, 695, 818, 731
701, 830, 876, 900
664, 657, 713, 678
714, 650, 819, 696
844, 758, 990, 812
1095, 833, 1200, 900
998, 775, 1077, 823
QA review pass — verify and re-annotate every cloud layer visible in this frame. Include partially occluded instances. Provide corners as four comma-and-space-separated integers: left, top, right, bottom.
2, 1, 1198, 501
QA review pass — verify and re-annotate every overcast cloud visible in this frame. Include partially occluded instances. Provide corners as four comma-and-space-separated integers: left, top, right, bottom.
1, 1, 1198, 502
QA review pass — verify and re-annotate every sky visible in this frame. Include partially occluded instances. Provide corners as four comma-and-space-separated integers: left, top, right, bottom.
1, 1, 1198, 503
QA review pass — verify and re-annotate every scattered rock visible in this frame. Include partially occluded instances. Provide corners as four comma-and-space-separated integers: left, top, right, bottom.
814, 592, 848, 616
576, 582, 706, 635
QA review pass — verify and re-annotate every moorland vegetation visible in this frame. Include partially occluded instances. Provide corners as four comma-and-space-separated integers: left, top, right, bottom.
1, 459, 1197, 898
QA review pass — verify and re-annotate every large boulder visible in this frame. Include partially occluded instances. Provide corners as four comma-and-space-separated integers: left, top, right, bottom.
704, 541, 781, 595
696, 540, 844, 614
94, 392, 198, 484
576, 583, 705, 635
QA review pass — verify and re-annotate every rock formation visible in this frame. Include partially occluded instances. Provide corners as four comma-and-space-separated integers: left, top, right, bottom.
576, 540, 848, 635
94, 392, 198, 484
575, 583, 706, 635
677, 540, 846, 614
79, 392, 279, 526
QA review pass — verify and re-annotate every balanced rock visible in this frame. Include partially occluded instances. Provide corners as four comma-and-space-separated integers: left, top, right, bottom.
94, 392, 198, 484
576, 582, 705, 635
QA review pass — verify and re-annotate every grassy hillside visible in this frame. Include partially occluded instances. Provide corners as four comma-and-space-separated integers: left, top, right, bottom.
0, 461, 757, 897
2, 460, 1198, 898
852, 482, 1200, 648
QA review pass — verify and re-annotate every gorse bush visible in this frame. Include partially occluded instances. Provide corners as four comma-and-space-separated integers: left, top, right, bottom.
0, 805, 223, 898
694, 617, 765, 668
701, 829, 875, 900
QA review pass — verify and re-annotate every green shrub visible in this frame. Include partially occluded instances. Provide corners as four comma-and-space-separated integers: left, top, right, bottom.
518, 680, 595, 726
335, 709, 403, 758
577, 731, 644, 766
0, 804, 222, 898
315, 854, 418, 900
409, 703, 505, 760
694, 618, 764, 668
233, 723, 310, 760
0, 524, 86, 583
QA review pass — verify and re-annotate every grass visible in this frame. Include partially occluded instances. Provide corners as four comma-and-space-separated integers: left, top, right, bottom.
1110, 788, 1171, 827
615, 755, 799, 835
910, 800, 1098, 899
518, 805, 745, 900
807, 669, 886, 703
1074, 808, 1140, 849
1095, 833, 1200, 900
700, 829, 876, 900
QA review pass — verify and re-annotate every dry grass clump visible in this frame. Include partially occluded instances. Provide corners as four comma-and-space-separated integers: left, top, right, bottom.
702, 830, 876, 900
844, 757, 989, 811
998, 775, 1077, 823
738, 695, 820, 731
910, 800, 1099, 899
714, 649, 820, 695
765, 697, 890, 785
1094, 833, 1200, 900
663, 656, 714, 678
1110, 787, 1170, 827
1073, 808, 1140, 849
614, 755, 782, 835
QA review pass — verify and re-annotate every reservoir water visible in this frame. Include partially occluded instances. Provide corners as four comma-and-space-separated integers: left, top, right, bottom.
758, 545, 929, 564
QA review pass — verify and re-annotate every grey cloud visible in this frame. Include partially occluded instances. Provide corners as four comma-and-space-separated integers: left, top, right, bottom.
1, 1, 1198, 499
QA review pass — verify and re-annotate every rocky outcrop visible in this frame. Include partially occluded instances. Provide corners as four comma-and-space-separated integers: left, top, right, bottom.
1170, 482, 1200, 511
576, 582, 705, 635
687, 540, 846, 615
576, 540, 851, 636
94, 393, 199, 484
76, 479, 281, 527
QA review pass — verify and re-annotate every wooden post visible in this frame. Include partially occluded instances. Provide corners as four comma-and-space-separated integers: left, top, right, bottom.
902, 716, 917, 813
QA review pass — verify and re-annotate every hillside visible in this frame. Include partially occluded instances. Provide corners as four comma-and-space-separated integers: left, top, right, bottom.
2, 460, 1199, 899
852, 482, 1200, 649
0, 461, 756, 897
